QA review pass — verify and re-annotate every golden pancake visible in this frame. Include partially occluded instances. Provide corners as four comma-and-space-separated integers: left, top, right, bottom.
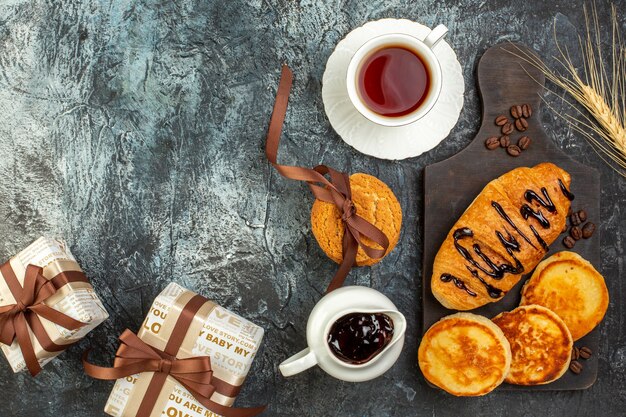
418, 313, 511, 396
492, 305, 572, 385
520, 251, 608, 341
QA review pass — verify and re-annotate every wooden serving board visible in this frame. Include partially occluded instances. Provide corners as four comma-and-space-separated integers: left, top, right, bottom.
422, 43, 600, 390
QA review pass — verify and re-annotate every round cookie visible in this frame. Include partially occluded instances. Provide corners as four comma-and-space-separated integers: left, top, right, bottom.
310, 173, 402, 266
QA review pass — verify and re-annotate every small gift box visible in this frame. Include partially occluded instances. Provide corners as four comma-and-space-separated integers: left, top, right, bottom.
89, 283, 265, 417
0, 236, 109, 375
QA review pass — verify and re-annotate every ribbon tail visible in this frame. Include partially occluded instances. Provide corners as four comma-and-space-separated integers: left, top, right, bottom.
82, 350, 119, 380
29, 304, 85, 331
265, 65, 293, 164
82, 350, 160, 380
326, 231, 358, 293
27, 313, 76, 353
14, 314, 41, 376
306, 182, 335, 203
0, 314, 16, 346
346, 215, 390, 259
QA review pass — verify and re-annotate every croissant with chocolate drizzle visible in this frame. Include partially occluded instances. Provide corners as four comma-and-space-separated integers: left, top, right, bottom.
431, 163, 573, 311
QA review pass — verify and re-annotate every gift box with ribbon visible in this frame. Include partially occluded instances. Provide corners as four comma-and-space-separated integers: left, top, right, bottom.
0, 236, 109, 376
86, 283, 265, 417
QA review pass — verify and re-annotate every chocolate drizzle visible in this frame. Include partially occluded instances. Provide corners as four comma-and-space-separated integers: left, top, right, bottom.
559, 179, 575, 200
493, 229, 524, 274
440, 185, 564, 298
529, 225, 549, 251
440, 273, 477, 297
524, 187, 557, 213
495, 229, 520, 252
520, 204, 550, 228
467, 267, 503, 299
450, 227, 524, 280
491, 201, 536, 248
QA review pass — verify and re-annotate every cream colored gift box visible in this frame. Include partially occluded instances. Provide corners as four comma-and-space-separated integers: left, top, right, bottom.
0, 237, 109, 372
104, 282, 264, 417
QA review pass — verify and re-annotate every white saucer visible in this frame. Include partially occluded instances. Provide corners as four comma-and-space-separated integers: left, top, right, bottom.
322, 19, 465, 160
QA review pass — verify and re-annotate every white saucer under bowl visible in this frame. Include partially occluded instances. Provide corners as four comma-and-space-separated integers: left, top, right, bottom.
322, 18, 465, 160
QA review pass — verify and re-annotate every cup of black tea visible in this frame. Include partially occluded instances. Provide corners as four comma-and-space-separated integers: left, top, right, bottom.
346, 24, 448, 127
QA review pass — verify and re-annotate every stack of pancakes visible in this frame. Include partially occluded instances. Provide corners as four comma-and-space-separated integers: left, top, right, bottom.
419, 251, 608, 396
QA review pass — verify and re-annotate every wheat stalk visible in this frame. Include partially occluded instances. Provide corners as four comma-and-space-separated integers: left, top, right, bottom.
509, 3, 626, 177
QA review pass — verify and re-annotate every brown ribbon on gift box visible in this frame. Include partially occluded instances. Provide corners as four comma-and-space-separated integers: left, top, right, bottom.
265, 65, 390, 292
0, 262, 88, 376
83, 294, 266, 417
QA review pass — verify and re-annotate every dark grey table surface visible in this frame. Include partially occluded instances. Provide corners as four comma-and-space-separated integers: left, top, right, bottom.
0, 1, 624, 416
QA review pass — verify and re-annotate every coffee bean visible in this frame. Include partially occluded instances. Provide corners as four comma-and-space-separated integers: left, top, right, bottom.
501, 122, 514, 135
579, 347, 592, 359
570, 212, 582, 226
582, 222, 596, 238
522, 103, 532, 118
515, 117, 529, 132
570, 226, 583, 240
563, 235, 576, 248
485, 136, 500, 150
518, 135, 531, 150
506, 144, 522, 157
571, 346, 580, 360
495, 115, 508, 126
562, 223, 568, 233
578, 209, 588, 222
499, 135, 511, 148
510, 105, 522, 119
570, 360, 583, 374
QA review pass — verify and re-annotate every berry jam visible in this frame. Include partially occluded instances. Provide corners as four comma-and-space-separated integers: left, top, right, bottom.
327, 312, 394, 364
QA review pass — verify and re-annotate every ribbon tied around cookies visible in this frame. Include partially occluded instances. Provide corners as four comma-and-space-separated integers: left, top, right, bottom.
266, 65, 390, 292
0, 264, 86, 376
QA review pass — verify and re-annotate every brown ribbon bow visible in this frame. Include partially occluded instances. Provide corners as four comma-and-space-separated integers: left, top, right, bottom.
83, 295, 266, 417
83, 330, 226, 414
0, 264, 86, 376
266, 65, 390, 292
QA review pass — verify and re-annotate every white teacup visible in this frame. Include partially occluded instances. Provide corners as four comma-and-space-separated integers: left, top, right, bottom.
346, 24, 448, 127
279, 286, 406, 382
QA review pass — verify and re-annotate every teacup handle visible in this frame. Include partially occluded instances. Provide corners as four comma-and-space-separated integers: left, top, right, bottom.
423, 24, 448, 49
279, 347, 318, 377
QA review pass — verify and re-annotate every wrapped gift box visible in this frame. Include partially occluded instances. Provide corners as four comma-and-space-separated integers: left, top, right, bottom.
0, 236, 109, 373
104, 282, 264, 417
